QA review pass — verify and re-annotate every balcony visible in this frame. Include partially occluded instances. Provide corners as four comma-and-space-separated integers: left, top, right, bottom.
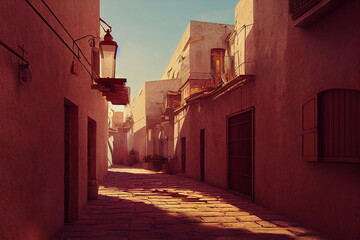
161, 91, 181, 122
290, 0, 322, 19
229, 24, 255, 77
289, 0, 341, 27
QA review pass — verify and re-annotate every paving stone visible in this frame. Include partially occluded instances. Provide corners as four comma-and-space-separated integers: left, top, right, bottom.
129, 231, 163, 239
196, 207, 224, 212
224, 211, 250, 216
201, 216, 239, 223
191, 222, 224, 232
199, 197, 218, 201
180, 216, 203, 223
186, 211, 224, 217
255, 220, 278, 228
295, 236, 327, 240
245, 228, 296, 236
218, 207, 241, 212
54, 166, 324, 239
222, 222, 260, 229
237, 215, 262, 222
162, 233, 191, 240
129, 223, 152, 231
169, 224, 194, 233
131, 216, 155, 223
287, 226, 320, 236
271, 220, 295, 227
134, 204, 154, 212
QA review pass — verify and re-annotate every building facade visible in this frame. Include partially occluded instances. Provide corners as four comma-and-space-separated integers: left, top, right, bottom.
251, 0, 359, 239
0, 1, 109, 239
125, 79, 182, 162
128, 0, 360, 239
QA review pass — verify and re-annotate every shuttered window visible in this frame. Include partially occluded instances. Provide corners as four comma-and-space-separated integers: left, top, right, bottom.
318, 89, 360, 163
302, 98, 318, 161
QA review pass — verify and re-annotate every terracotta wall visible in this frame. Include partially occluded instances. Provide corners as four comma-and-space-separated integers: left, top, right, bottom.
189, 21, 234, 81
252, 0, 360, 239
170, 0, 359, 239
161, 21, 234, 84
126, 79, 181, 162
0, 1, 108, 239
161, 25, 191, 80
110, 130, 129, 165
174, 81, 256, 184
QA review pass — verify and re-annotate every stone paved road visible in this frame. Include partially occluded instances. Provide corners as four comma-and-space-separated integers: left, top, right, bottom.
54, 166, 325, 240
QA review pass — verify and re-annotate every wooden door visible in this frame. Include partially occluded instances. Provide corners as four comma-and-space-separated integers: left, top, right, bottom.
64, 100, 79, 223
87, 117, 97, 200
64, 104, 71, 223
228, 110, 253, 197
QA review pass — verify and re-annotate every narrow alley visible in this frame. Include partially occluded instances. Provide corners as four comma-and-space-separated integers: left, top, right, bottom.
54, 166, 323, 240
1, 1, 359, 239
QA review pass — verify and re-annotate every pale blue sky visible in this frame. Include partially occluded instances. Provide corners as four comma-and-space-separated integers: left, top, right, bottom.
100, 0, 238, 110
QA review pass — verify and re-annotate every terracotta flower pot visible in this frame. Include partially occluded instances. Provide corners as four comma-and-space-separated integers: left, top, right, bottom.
162, 163, 171, 174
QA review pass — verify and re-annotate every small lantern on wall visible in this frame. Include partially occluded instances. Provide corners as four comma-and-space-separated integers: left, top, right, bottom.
99, 29, 118, 78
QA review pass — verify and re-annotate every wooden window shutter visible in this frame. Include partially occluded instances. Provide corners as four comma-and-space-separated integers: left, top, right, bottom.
318, 89, 360, 163
302, 98, 318, 161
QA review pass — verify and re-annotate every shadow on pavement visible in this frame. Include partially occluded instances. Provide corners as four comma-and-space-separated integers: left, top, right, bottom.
53, 166, 319, 240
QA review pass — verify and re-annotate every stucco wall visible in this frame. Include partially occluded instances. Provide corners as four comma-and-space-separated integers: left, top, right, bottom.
168, 1, 360, 239
234, 0, 255, 75
0, 1, 108, 239
127, 79, 181, 161
145, 79, 182, 128
161, 25, 191, 80
189, 21, 234, 80
161, 21, 234, 84
126, 84, 146, 160
174, 81, 256, 184
252, 0, 360, 239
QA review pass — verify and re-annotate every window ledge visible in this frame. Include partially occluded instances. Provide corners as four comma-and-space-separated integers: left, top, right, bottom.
293, 0, 339, 27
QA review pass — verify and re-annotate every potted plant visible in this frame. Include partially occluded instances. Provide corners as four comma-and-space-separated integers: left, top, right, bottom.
162, 156, 172, 174
143, 155, 154, 170
151, 155, 164, 171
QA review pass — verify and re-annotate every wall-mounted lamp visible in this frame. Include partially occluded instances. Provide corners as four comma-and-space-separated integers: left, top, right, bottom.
99, 30, 118, 79
0, 41, 32, 83
90, 18, 129, 105
19, 63, 32, 82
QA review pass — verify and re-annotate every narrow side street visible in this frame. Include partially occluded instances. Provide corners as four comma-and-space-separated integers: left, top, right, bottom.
55, 166, 324, 240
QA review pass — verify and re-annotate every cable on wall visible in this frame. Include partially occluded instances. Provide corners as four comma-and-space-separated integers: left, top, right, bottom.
24, 0, 95, 80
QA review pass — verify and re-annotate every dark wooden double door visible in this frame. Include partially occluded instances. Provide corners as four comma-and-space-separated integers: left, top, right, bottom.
228, 110, 253, 198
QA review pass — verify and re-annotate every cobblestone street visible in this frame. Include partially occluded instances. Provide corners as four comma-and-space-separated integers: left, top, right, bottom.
55, 166, 324, 240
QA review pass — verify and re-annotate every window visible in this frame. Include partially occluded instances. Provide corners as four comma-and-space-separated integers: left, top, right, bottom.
318, 89, 360, 162
302, 89, 360, 163
211, 49, 225, 74
211, 48, 225, 84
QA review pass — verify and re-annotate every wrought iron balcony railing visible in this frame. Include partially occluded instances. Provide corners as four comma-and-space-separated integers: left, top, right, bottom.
290, 0, 322, 19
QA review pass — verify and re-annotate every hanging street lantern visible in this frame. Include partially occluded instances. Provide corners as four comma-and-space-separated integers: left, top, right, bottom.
99, 29, 118, 78
92, 25, 129, 105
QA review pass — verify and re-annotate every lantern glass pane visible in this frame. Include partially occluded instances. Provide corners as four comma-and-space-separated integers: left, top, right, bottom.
100, 45, 116, 78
